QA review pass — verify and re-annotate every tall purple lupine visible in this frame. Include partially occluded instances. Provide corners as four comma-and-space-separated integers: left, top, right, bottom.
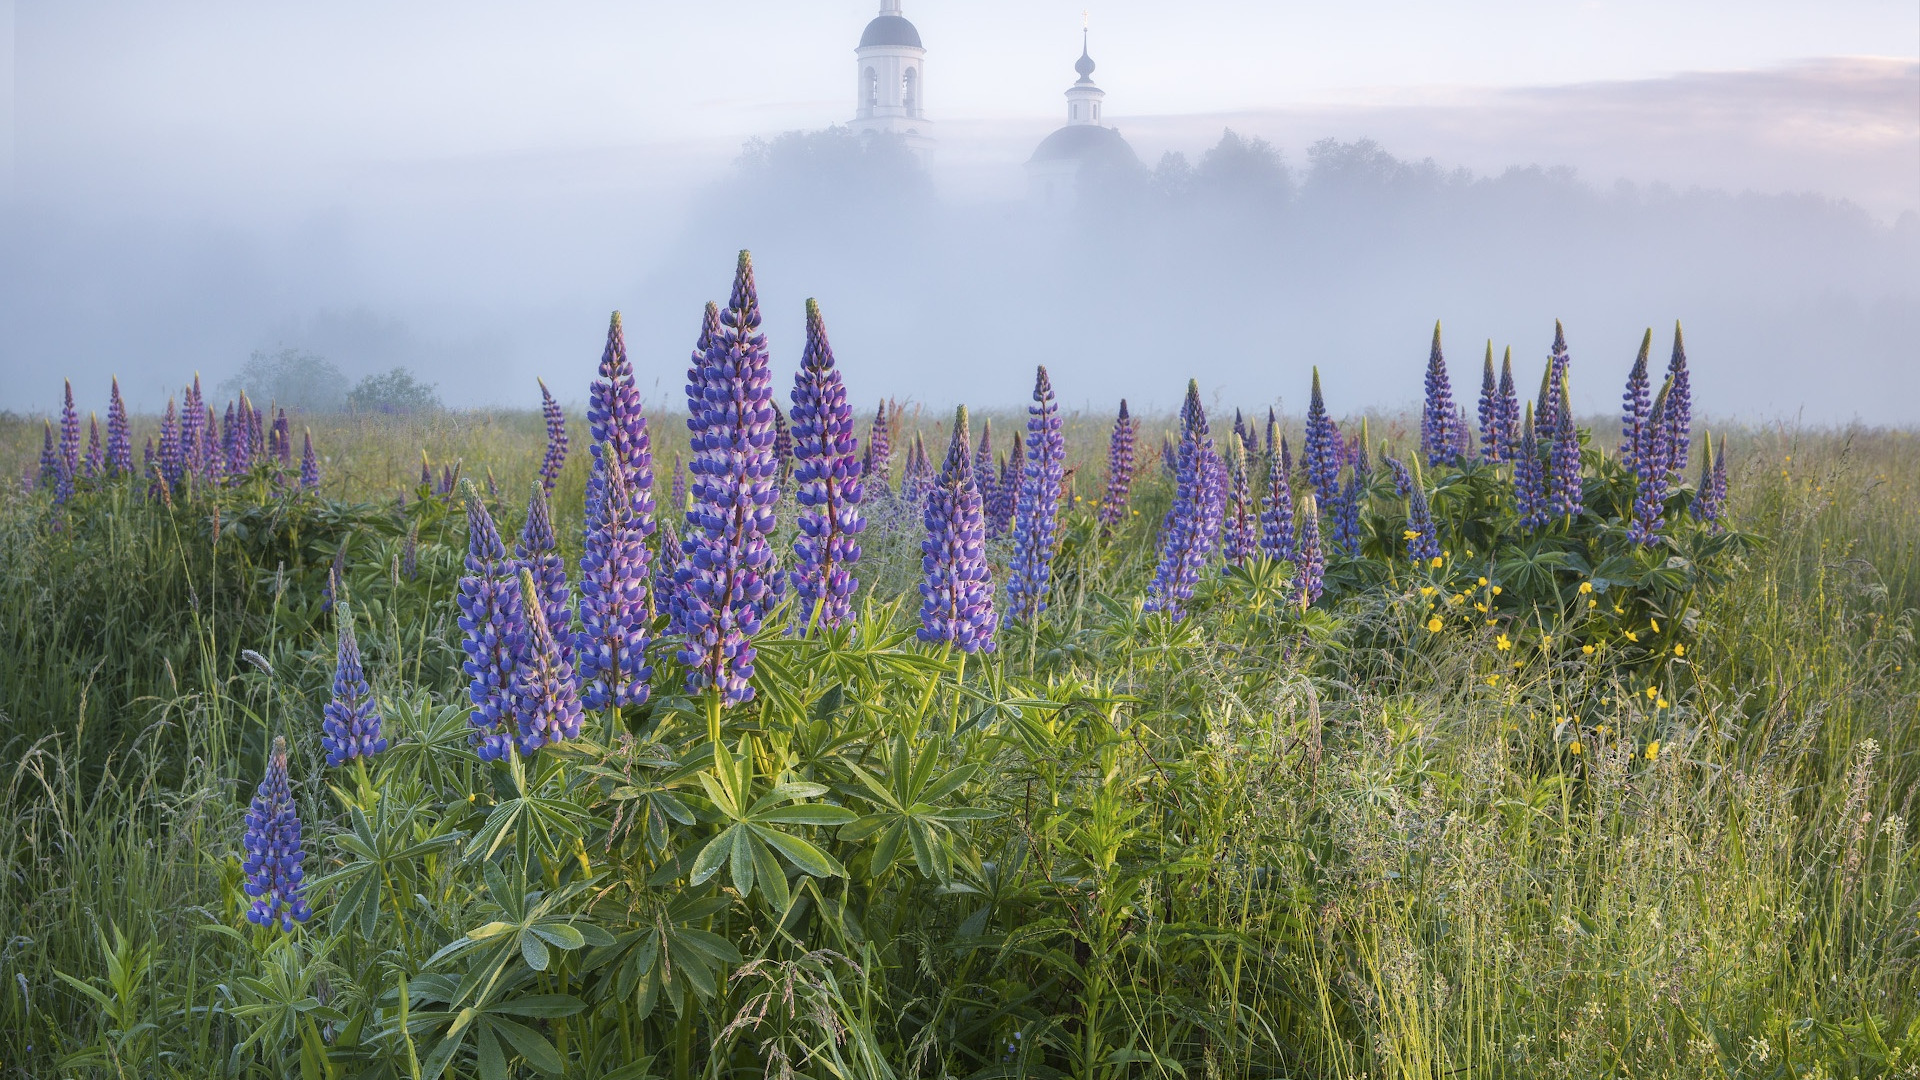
246, 393, 266, 467
1399, 458, 1442, 565
1305, 367, 1341, 506
899, 434, 931, 506
575, 309, 655, 706
1146, 381, 1221, 620
1692, 431, 1728, 529
1536, 322, 1570, 432
37, 421, 57, 490
990, 440, 1019, 538
242, 737, 311, 931
457, 482, 521, 760
511, 567, 585, 754
228, 399, 254, 478
670, 453, 687, 514
322, 602, 388, 766
862, 401, 892, 495
1477, 342, 1502, 462
142, 438, 157, 499
652, 516, 683, 620
299, 430, 319, 491
1452, 406, 1472, 462
1496, 347, 1520, 462
58, 380, 81, 481
159, 399, 184, 489
1620, 329, 1653, 471
181, 376, 206, 478
1221, 439, 1258, 570
537, 378, 569, 496
84, 415, 103, 480
1331, 431, 1371, 556
1006, 365, 1065, 622
1420, 322, 1459, 466
106, 378, 133, 477
1294, 493, 1325, 607
1259, 415, 1296, 562
918, 406, 997, 652
221, 401, 238, 469
677, 251, 779, 704
1662, 322, 1691, 478
973, 418, 996, 518
1515, 402, 1549, 529
517, 483, 572, 658
771, 402, 793, 485
1549, 374, 1583, 520
788, 298, 866, 633
1097, 400, 1136, 535
273, 409, 291, 468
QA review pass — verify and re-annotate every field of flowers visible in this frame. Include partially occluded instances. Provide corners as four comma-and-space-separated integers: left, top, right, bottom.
2, 251, 1918, 1078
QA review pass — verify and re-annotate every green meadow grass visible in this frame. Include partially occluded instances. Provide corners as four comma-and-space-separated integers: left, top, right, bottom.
0, 409, 1916, 1079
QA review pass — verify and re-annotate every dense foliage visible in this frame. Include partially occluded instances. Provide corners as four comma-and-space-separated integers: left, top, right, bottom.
3, 266, 1918, 1079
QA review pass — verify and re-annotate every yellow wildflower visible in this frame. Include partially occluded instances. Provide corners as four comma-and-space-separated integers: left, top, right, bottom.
1581, 644, 1595, 655
1650, 618, 1661, 632
1478, 576, 1490, 587
1403, 529, 1419, 541
1579, 581, 1593, 594
1656, 697, 1669, 709
1645, 741, 1660, 761
1427, 616, 1443, 633
1569, 740, 1583, 755
1496, 633, 1512, 651
1673, 643, 1685, 657
1491, 586, 1503, 596
1625, 630, 1639, 642
1645, 686, 1658, 700
1430, 556, 1443, 569
1420, 586, 1435, 597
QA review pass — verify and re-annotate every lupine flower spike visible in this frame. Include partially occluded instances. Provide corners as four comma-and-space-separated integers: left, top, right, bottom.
973, 417, 997, 516
58, 380, 82, 480
512, 567, 585, 754
788, 298, 866, 633
991, 439, 1020, 538
1097, 399, 1136, 535
1259, 414, 1295, 562
1693, 430, 1728, 530
322, 602, 387, 766
1332, 424, 1371, 556
1515, 402, 1549, 529
1221, 437, 1257, 570
84, 414, 103, 480
1663, 321, 1691, 477
863, 401, 892, 495
1007, 365, 1065, 622
242, 737, 311, 931
1420, 322, 1458, 466
537, 378, 569, 495
517, 483, 572, 656
1477, 342, 1502, 462
299, 430, 320, 491
1620, 329, 1653, 471
37, 420, 57, 490
456, 480, 522, 760
1304, 367, 1341, 505
918, 406, 997, 652
1496, 347, 1520, 462
771, 401, 793, 485
1627, 331, 1668, 545
1402, 458, 1441, 565
577, 439, 653, 712
1294, 493, 1325, 608
677, 251, 779, 704
1146, 380, 1221, 620
107, 377, 133, 476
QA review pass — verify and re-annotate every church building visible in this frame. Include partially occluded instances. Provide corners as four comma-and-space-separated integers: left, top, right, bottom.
1024, 30, 1140, 205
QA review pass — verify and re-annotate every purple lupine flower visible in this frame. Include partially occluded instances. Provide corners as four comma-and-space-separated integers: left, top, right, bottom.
246, 393, 266, 467
1420, 322, 1458, 467
1549, 374, 1583, 520
486, 468, 500, 502
1280, 432, 1293, 483
517, 483, 572, 655
1496, 347, 1520, 462
322, 601, 388, 766
1453, 406, 1472, 462
181, 376, 205, 478
1536, 322, 1569, 433
142, 438, 157, 499
438, 464, 457, 499
1662, 322, 1691, 478
1259, 414, 1295, 562
511, 567, 585, 754
1304, 367, 1341, 506
299, 430, 319, 491
899, 434, 931, 507
1097, 400, 1136, 535
1397, 457, 1442, 565
1629, 378, 1672, 545
771, 401, 793, 485
202, 403, 223, 483
242, 736, 311, 931
587, 310, 654, 512
1692, 430, 1728, 529
1006, 365, 1065, 622
1294, 493, 1325, 607
159, 399, 184, 489
228, 399, 254, 478
273, 409, 291, 468
402, 521, 418, 580
1145, 380, 1221, 620
58, 380, 81, 481
1515, 402, 1549, 529
1221, 439, 1258, 570
106, 378, 133, 478
1620, 329, 1653, 472
918, 406, 997, 652
1478, 342, 1502, 462
652, 515, 682, 622
990, 440, 1019, 539
862, 401, 892, 495
1331, 428, 1371, 556
1159, 431, 1178, 482
576, 436, 653, 713
221, 401, 238, 471
537, 378, 569, 496
457, 482, 521, 760
37, 420, 57, 491
677, 251, 779, 704
973, 417, 997, 519
84, 414, 103, 481
670, 453, 687, 514
788, 298, 866, 633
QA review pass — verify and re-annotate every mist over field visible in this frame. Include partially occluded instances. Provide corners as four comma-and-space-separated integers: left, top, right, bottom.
1, 2, 1916, 422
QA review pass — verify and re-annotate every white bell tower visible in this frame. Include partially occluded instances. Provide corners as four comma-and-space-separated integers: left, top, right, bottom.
852, 0, 932, 152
